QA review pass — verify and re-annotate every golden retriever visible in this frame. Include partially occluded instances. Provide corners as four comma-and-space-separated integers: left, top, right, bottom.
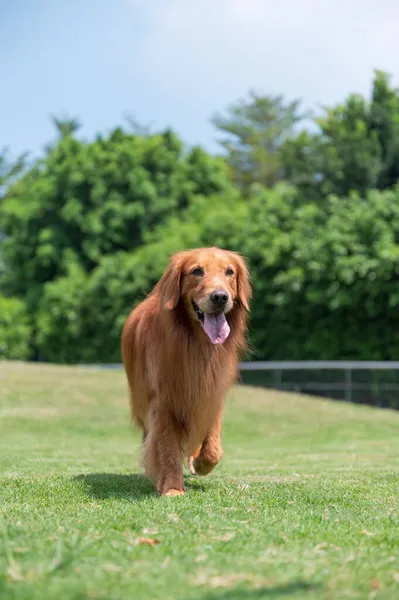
121, 247, 251, 496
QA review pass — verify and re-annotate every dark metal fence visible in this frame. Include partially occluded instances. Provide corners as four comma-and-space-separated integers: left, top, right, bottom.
239, 361, 399, 409
82, 361, 399, 409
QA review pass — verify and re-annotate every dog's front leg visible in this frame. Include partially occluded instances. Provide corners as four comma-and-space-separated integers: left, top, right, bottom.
146, 409, 185, 496
191, 404, 224, 476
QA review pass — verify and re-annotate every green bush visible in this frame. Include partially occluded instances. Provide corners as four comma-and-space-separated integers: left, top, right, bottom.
242, 184, 399, 359
36, 261, 89, 364
30, 182, 399, 363
0, 296, 32, 360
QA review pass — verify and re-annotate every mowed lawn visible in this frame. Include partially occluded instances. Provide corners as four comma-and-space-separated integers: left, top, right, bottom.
1, 362, 399, 600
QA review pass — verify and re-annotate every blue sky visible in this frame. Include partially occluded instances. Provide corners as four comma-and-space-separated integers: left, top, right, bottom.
2, 0, 399, 159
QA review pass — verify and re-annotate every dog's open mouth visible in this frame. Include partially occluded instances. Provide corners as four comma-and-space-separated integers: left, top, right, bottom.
192, 301, 230, 345
192, 300, 204, 323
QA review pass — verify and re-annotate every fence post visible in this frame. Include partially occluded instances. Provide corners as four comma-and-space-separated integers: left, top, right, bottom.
274, 369, 282, 389
345, 369, 352, 402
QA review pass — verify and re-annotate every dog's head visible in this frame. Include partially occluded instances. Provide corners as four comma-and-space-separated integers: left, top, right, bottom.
156, 247, 251, 344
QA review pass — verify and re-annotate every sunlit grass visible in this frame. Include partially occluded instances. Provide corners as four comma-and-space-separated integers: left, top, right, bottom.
1, 361, 399, 599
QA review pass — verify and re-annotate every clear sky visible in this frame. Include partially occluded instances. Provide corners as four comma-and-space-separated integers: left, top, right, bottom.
2, 0, 399, 159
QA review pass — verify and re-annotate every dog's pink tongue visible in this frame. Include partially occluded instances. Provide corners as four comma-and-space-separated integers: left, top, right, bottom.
204, 313, 230, 344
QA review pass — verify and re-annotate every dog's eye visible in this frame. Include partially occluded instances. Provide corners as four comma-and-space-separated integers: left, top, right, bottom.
226, 268, 234, 276
191, 267, 204, 276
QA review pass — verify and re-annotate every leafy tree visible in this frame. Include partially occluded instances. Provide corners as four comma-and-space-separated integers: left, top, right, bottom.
313, 94, 382, 197
285, 71, 399, 200
36, 191, 248, 363
0, 149, 27, 190
0, 124, 233, 301
212, 91, 305, 193
0, 295, 31, 359
216, 72, 399, 202
0, 123, 234, 359
4, 71, 399, 368
369, 70, 399, 189
242, 184, 399, 360
35, 261, 88, 363
51, 116, 81, 138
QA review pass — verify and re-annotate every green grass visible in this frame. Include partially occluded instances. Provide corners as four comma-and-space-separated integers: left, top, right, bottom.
1, 361, 399, 600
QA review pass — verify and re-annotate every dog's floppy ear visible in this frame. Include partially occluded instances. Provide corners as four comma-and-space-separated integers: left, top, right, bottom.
233, 252, 251, 311
156, 252, 186, 310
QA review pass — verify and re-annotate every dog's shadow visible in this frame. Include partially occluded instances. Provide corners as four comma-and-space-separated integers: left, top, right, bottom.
74, 472, 207, 501
74, 473, 153, 501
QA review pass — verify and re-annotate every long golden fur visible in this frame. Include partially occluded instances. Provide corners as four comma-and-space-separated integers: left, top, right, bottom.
121, 246, 251, 496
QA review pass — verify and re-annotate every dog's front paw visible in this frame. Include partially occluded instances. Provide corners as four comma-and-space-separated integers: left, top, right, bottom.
162, 488, 185, 497
158, 476, 185, 496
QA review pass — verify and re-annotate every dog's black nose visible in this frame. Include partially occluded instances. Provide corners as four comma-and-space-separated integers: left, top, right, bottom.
210, 289, 229, 306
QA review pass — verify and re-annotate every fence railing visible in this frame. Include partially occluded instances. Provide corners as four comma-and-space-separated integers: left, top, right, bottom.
238, 361, 399, 406
82, 361, 399, 407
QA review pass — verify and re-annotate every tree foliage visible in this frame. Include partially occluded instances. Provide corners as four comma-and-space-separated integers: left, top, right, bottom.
215, 71, 399, 202
285, 71, 399, 200
0, 126, 232, 303
242, 184, 399, 359
2, 71, 399, 364
0, 295, 31, 359
212, 91, 305, 193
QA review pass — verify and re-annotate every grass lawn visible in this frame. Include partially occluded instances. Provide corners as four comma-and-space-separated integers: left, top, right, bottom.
1, 361, 399, 600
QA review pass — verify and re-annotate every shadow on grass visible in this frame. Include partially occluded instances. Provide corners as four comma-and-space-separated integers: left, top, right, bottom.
74, 473, 154, 501
74, 472, 208, 501
200, 580, 320, 599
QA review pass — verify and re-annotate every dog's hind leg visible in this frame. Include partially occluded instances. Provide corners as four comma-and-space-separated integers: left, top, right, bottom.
188, 443, 202, 475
